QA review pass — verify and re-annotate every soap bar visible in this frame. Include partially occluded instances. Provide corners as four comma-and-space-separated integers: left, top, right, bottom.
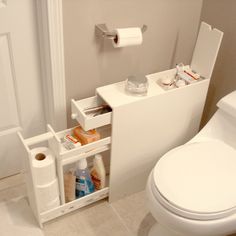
73, 126, 100, 145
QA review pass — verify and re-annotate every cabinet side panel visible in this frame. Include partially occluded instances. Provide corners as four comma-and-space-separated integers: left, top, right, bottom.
109, 81, 209, 202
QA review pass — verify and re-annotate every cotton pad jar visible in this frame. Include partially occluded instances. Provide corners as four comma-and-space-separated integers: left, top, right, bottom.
125, 75, 149, 96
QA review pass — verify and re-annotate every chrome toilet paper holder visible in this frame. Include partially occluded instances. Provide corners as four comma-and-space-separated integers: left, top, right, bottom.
95, 23, 148, 40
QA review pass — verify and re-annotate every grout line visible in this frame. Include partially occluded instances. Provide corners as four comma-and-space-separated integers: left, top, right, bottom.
0, 182, 26, 193
110, 204, 135, 236
0, 174, 25, 192
0, 183, 27, 205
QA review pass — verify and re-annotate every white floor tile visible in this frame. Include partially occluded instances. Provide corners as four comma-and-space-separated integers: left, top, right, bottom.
0, 176, 155, 236
0, 184, 26, 203
0, 173, 24, 192
0, 197, 43, 236
111, 191, 156, 236
43, 200, 130, 236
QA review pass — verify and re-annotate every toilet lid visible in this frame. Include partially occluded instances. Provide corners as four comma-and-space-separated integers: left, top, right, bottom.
154, 140, 236, 214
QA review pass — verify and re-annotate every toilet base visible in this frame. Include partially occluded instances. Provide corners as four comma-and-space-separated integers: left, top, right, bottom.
148, 223, 184, 236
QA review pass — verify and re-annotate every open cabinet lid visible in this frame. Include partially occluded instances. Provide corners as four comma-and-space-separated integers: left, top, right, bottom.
191, 22, 223, 79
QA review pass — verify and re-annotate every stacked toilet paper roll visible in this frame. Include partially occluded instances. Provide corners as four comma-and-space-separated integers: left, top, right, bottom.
31, 147, 60, 213
112, 27, 143, 48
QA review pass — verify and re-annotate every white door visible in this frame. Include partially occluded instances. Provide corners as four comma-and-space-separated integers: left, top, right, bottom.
0, 0, 46, 178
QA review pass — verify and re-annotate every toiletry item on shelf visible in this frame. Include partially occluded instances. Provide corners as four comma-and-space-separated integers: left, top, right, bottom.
161, 77, 173, 86
160, 77, 175, 90
75, 158, 95, 198
61, 134, 81, 150
84, 104, 112, 117
125, 75, 149, 96
184, 69, 200, 80
175, 63, 202, 85
90, 154, 106, 190
64, 169, 76, 203
175, 79, 186, 88
176, 63, 185, 73
73, 126, 100, 145
65, 134, 81, 145
61, 137, 74, 150
177, 71, 198, 84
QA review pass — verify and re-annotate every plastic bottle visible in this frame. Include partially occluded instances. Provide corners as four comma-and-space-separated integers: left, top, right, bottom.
75, 158, 94, 198
90, 154, 106, 190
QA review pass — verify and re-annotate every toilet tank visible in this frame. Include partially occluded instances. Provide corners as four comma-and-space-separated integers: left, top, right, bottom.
217, 91, 236, 118
193, 91, 236, 149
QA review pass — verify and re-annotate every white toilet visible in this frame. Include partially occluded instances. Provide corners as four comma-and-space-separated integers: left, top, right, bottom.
146, 91, 236, 236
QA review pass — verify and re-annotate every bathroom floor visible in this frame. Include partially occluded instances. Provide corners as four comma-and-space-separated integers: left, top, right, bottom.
1, 174, 236, 236
0, 174, 155, 236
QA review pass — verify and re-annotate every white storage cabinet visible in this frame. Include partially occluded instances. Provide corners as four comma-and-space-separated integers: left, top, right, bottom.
18, 22, 223, 226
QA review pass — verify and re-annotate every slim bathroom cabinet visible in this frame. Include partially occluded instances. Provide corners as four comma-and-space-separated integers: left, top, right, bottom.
18, 22, 223, 226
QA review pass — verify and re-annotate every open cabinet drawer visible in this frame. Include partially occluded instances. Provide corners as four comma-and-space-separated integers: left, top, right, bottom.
71, 96, 112, 131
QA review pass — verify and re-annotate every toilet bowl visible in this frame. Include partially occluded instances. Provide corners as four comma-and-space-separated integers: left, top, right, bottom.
146, 91, 236, 236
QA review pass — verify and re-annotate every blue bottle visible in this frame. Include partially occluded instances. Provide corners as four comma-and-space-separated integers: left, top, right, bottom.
75, 158, 95, 198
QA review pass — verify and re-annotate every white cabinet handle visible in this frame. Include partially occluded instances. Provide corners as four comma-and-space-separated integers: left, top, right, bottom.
71, 113, 77, 120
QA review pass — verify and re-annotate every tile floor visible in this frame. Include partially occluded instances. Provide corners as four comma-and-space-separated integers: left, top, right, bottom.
0, 174, 155, 236
43, 191, 155, 236
1, 174, 236, 236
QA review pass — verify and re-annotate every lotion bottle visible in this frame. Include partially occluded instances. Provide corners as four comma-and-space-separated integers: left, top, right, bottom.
90, 154, 106, 190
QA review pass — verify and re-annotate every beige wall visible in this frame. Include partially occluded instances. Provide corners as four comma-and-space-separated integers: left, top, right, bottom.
201, 0, 236, 126
63, 0, 203, 127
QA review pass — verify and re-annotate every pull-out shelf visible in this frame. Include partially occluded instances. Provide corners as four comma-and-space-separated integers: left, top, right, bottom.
18, 124, 111, 227
40, 182, 109, 223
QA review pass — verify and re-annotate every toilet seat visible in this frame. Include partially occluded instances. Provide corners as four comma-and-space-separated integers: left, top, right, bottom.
153, 140, 236, 220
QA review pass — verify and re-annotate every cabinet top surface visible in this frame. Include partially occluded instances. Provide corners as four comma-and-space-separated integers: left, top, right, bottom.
96, 72, 167, 108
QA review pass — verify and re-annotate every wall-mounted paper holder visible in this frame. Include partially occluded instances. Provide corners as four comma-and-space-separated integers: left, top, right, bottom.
95, 24, 148, 40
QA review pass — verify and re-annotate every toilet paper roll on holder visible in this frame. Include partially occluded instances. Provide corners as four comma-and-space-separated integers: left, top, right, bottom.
95, 23, 148, 40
